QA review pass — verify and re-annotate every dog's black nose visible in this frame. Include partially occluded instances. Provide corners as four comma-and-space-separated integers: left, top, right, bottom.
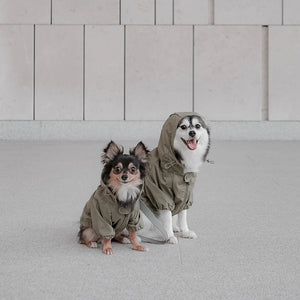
189, 131, 196, 137
121, 174, 128, 181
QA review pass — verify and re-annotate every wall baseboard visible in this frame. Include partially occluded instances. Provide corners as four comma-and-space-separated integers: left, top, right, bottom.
1, 121, 300, 141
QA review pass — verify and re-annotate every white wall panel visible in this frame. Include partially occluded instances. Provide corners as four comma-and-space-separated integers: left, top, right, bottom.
283, 0, 300, 24
174, 0, 209, 25
156, 0, 173, 24
215, 0, 282, 25
121, 0, 154, 24
194, 26, 262, 121
0, 26, 33, 120
126, 26, 193, 120
85, 25, 124, 120
52, 0, 119, 24
35, 25, 83, 120
269, 26, 300, 120
0, 0, 50, 24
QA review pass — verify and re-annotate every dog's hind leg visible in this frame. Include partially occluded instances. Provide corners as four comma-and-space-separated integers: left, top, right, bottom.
78, 227, 98, 248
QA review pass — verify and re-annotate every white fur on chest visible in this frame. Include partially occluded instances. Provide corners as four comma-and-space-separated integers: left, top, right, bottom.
117, 185, 141, 202
180, 147, 204, 173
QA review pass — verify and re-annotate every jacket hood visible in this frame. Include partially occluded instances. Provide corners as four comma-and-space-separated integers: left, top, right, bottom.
157, 112, 201, 169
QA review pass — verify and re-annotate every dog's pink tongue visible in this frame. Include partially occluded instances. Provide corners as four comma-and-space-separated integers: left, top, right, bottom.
187, 139, 197, 150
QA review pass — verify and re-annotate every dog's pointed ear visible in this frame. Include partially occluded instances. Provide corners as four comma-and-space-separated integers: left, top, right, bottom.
101, 141, 123, 164
130, 141, 149, 163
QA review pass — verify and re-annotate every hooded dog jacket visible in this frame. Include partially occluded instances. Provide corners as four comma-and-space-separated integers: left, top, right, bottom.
80, 182, 143, 240
142, 112, 199, 216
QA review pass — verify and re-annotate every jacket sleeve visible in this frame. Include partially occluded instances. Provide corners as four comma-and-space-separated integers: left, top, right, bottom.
90, 196, 115, 240
126, 202, 144, 232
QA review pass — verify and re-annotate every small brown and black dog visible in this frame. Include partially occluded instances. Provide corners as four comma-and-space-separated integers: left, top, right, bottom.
78, 141, 149, 255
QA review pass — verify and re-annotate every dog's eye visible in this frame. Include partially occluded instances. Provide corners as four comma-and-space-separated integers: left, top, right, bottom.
180, 125, 187, 130
114, 166, 122, 174
195, 124, 201, 129
129, 166, 137, 174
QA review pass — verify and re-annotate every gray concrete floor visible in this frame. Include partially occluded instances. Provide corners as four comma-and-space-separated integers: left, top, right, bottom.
0, 141, 299, 299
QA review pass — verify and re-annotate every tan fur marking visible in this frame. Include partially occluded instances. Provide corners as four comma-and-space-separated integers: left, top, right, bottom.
129, 170, 141, 187
109, 168, 123, 190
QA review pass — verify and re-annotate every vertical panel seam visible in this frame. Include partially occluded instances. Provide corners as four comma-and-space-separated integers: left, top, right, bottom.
124, 25, 126, 121
282, 0, 284, 25
119, 0, 122, 25
209, 0, 215, 25
172, 0, 174, 25
154, 0, 156, 25
50, 0, 52, 24
262, 26, 269, 121
192, 25, 195, 112
83, 25, 85, 121
33, 25, 36, 120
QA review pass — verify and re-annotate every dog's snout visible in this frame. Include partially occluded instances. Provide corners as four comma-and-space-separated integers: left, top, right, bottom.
189, 131, 196, 138
121, 173, 128, 181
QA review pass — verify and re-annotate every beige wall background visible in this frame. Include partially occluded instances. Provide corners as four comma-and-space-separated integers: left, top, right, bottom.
0, 0, 300, 139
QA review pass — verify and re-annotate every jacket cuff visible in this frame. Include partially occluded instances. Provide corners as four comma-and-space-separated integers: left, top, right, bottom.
102, 234, 115, 240
127, 223, 143, 232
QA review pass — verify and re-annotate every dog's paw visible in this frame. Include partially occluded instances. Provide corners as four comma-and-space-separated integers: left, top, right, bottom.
103, 247, 113, 255
122, 237, 131, 244
167, 236, 178, 244
86, 241, 98, 248
173, 225, 180, 233
178, 230, 197, 239
132, 245, 149, 252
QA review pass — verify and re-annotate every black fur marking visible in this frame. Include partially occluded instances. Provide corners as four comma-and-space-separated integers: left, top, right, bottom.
177, 115, 209, 131
174, 149, 183, 162
203, 127, 211, 162
188, 116, 194, 129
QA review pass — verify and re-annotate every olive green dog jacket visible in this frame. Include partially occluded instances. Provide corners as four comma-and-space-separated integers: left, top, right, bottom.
143, 112, 198, 216
80, 182, 143, 240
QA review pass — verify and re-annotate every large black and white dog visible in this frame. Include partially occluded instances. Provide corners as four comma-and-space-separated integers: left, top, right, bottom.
140, 113, 210, 244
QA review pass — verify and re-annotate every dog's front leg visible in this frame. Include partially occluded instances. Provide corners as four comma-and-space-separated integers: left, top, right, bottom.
158, 210, 178, 244
102, 238, 113, 255
177, 209, 197, 239
129, 231, 147, 251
